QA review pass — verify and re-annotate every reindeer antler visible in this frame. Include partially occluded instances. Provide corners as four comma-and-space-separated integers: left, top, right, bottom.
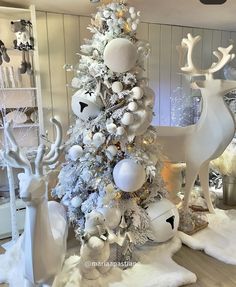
35, 118, 64, 176
3, 121, 32, 175
180, 33, 235, 77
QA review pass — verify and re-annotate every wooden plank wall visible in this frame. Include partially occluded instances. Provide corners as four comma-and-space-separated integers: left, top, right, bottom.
36, 12, 236, 139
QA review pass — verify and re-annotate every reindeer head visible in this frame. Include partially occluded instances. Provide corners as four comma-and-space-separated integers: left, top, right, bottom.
179, 33, 235, 81
2, 118, 63, 205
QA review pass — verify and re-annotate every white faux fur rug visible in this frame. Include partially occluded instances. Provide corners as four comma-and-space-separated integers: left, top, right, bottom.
53, 237, 196, 287
178, 208, 236, 265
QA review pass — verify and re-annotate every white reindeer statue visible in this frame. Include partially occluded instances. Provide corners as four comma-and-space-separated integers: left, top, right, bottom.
157, 34, 236, 213
1, 118, 68, 287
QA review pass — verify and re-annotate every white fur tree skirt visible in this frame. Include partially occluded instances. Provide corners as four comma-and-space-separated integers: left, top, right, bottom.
53, 237, 196, 287
178, 208, 236, 265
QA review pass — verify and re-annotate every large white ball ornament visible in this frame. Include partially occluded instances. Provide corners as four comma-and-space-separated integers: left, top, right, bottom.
146, 198, 179, 243
71, 90, 101, 121
131, 86, 143, 100
103, 38, 137, 73
98, 206, 122, 229
68, 145, 83, 161
112, 81, 123, 93
113, 159, 146, 192
121, 112, 134, 125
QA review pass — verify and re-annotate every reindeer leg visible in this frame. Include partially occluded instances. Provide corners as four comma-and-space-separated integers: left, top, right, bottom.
183, 163, 199, 211
199, 161, 215, 214
24, 279, 36, 287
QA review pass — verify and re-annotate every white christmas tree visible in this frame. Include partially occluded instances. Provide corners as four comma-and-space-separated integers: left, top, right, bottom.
53, 0, 173, 275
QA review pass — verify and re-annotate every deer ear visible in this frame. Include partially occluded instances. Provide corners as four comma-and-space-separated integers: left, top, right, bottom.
191, 81, 204, 89
18, 172, 26, 181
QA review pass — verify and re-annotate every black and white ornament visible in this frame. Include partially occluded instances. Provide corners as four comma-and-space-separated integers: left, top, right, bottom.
71, 89, 101, 121
146, 198, 179, 243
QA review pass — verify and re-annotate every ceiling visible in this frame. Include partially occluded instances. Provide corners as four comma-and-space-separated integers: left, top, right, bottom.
0, 0, 236, 31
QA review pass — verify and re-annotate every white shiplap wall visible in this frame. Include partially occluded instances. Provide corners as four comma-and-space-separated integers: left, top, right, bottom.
36, 12, 236, 138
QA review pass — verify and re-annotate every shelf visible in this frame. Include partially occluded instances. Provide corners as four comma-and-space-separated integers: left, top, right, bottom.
5, 48, 34, 52
0, 123, 39, 130
0, 6, 30, 20
0, 88, 36, 91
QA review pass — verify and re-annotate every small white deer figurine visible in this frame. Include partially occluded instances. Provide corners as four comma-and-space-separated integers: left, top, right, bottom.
157, 34, 236, 213
2, 118, 68, 287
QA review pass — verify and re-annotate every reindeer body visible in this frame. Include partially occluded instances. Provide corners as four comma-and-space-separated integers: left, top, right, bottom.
2, 119, 68, 287
157, 34, 236, 213
22, 183, 67, 284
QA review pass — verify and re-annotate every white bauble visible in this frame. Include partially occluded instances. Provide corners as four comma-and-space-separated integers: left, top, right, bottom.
129, 7, 135, 14
99, 206, 122, 229
116, 126, 125, 136
103, 10, 111, 18
71, 77, 80, 88
146, 198, 179, 243
121, 112, 134, 125
128, 101, 138, 112
106, 122, 117, 134
131, 86, 143, 100
71, 196, 82, 208
112, 81, 123, 93
126, 87, 155, 138
61, 196, 70, 207
106, 145, 118, 157
83, 133, 92, 145
93, 132, 106, 148
113, 159, 146, 192
132, 23, 137, 31
107, 19, 113, 27
68, 145, 83, 161
71, 90, 101, 121
103, 38, 137, 73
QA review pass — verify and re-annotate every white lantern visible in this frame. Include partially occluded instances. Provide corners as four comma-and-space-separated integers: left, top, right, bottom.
98, 206, 122, 229
71, 90, 101, 121
146, 198, 179, 243
68, 145, 83, 161
113, 159, 146, 192
103, 38, 137, 73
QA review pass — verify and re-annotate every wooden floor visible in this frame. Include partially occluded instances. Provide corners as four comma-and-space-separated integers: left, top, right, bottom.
1, 203, 236, 287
